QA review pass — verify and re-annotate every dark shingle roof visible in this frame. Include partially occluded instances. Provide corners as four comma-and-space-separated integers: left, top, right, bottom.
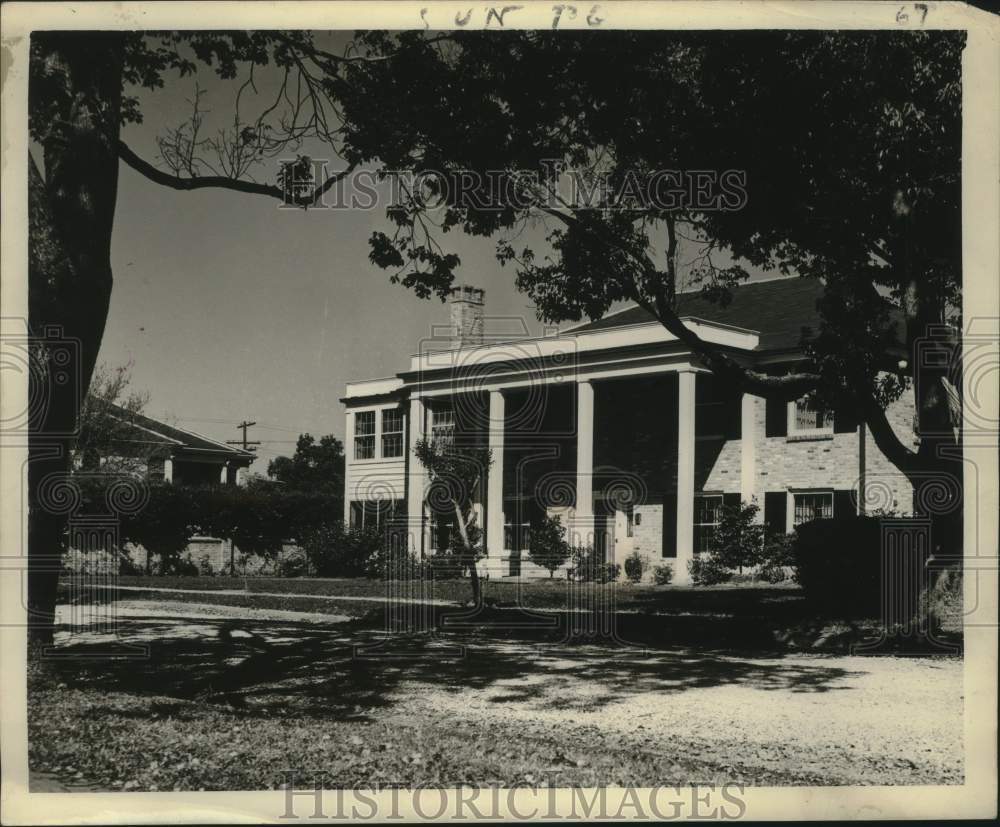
108, 404, 256, 462
568, 277, 880, 352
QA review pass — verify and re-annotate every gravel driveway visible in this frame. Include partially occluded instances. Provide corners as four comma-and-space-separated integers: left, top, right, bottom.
394, 642, 962, 785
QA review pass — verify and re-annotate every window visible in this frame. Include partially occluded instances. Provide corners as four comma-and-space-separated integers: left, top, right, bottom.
431, 406, 455, 445
789, 395, 834, 436
793, 491, 833, 526
354, 411, 375, 459
693, 494, 724, 554
381, 408, 404, 458
350, 499, 401, 531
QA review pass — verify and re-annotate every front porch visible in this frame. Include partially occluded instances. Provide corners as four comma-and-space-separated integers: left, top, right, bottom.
407, 368, 750, 584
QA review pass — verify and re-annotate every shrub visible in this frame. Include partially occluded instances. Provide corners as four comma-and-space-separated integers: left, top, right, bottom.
762, 532, 795, 568
710, 501, 765, 573
160, 555, 199, 577
792, 516, 886, 615
757, 562, 788, 583
623, 551, 646, 583
197, 554, 215, 577
652, 563, 674, 585
570, 545, 618, 582
300, 522, 383, 578
527, 515, 570, 577
688, 554, 732, 586
275, 548, 311, 577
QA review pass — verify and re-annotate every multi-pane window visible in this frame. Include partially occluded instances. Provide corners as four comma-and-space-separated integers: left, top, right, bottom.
790, 395, 834, 434
693, 494, 724, 554
350, 499, 401, 531
793, 492, 833, 526
354, 411, 376, 459
381, 408, 404, 458
431, 407, 455, 445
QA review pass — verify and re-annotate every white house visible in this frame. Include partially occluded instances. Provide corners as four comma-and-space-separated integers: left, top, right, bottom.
342, 279, 915, 582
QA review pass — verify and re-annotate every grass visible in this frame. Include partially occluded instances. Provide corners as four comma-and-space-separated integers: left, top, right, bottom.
103, 574, 804, 613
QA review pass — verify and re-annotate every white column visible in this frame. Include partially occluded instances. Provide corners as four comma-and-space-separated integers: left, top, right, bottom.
740, 393, 759, 512
572, 380, 595, 548
407, 397, 427, 556
675, 370, 696, 583
219, 462, 229, 485
343, 411, 355, 524
163, 458, 173, 483
487, 390, 505, 561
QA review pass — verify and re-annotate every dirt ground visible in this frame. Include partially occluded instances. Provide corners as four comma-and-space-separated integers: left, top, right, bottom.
32, 599, 963, 789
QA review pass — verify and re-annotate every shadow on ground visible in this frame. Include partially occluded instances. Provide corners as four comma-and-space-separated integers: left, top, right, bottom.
37, 604, 889, 723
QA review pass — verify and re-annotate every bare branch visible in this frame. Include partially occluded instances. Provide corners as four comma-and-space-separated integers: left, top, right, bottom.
118, 140, 357, 207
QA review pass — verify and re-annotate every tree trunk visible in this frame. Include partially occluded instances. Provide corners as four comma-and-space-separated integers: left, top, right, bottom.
27, 33, 125, 646
903, 278, 963, 564
451, 500, 481, 606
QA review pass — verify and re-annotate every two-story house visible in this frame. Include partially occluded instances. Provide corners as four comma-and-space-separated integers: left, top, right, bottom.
342, 279, 916, 582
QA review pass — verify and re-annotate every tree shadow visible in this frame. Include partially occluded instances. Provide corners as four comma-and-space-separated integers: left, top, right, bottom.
36, 606, 868, 723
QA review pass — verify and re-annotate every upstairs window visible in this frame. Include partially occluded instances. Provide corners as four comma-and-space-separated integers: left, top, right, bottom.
431, 406, 455, 446
381, 409, 404, 458
789, 394, 834, 437
354, 411, 376, 460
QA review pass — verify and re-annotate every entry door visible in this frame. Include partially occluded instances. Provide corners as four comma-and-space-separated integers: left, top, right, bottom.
613, 508, 634, 561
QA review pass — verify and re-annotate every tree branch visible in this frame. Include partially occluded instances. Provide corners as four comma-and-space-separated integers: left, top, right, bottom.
118, 140, 357, 207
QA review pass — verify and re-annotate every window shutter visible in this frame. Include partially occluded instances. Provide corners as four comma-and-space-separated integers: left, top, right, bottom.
765, 398, 787, 437
661, 493, 677, 558
723, 492, 742, 511
764, 491, 787, 535
833, 402, 860, 434
725, 393, 742, 440
834, 489, 856, 519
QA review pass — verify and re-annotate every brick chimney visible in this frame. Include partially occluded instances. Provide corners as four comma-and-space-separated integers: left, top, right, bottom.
449, 285, 485, 349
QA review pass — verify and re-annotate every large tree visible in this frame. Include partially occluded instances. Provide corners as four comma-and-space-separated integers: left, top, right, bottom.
26, 28, 965, 644
333, 29, 965, 542
267, 433, 345, 494
26, 30, 386, 644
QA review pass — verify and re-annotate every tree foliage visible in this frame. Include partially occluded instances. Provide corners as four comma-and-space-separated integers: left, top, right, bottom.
414, 437, 491, 603
71, 361, 151, 474
267, 433, 345, 494
338, 30, 964, 489
709, 501, 766, 574
527, 514, 570, 577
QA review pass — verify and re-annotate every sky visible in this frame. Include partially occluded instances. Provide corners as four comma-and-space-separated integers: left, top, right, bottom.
97, 33, 765, 471
99, 36, 557, 469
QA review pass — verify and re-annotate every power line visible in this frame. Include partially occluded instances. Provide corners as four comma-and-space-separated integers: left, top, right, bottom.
226, 420, 261, 452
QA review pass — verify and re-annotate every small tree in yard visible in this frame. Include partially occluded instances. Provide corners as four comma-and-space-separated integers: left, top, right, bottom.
710, 501, 765, 574
414, 438, 492, 605
528, 515, 570, 578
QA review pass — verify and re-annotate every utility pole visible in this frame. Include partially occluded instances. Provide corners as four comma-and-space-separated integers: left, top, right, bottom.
227, 420, 260, 452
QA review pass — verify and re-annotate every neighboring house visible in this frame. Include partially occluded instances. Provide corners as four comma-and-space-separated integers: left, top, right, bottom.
81, 404, 256, 486
71, 406, 257, 574
342, 280, 916, 582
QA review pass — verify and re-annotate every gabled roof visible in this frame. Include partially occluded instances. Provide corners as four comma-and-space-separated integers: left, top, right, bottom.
567, 277, 896, 353
106, 404, 257, 464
